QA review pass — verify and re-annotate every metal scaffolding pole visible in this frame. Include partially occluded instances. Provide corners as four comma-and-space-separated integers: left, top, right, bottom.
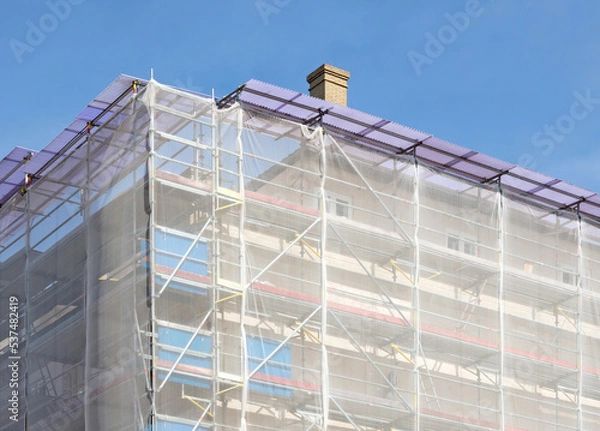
210, 90, 220, 430
413, 156, 421, 430
319, 128, 329, 430
84, 128, 92, 429
237, 104, 249, 431
24, 181, 31, 430
498, 180, 506, 430
147, 80, 158, 431
576, 206, 583, 431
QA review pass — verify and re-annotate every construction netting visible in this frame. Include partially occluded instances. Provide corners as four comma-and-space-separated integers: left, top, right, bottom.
1, 79, 600, 430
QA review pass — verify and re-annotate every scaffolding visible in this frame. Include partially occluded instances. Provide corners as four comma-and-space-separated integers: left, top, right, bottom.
1, 76, 600, 430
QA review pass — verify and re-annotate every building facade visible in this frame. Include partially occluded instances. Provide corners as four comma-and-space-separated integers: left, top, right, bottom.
1, 71, 600, 430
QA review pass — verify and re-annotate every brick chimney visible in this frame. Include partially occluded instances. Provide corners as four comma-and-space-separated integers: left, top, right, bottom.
306, 64, 350, 106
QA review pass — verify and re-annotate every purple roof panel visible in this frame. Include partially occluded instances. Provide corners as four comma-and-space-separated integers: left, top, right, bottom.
244, 79, 299, 100
423, 137, 472, 159
331, 104, 384, 126
4, 147, 35, 163
24, 149, 62, 173
241, 92, 287, 112
416, 146, 456, 165
509, 166, 556, 188
277, 103, 318, 120
325, 116, 369, 135
0, 147, 37, 204
581, 202, 600, 219
0, 184, 17, 196
586, 194, 600, 205
533, 187, 580, 207
381, 122, 430, 143
43, 129, 78, 153
450, 161, 499, 180
95, 75, 144, 104
88, 100, 111, 110
553, 181, 596, 199
500, 173, 537, 192
293, 93, 332, 113
468, 153, 515, 172
366, 130, 413, 151
77, 106, 105, 122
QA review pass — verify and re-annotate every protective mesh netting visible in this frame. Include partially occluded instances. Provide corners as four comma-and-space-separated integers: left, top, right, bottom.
1, 80, 600, 430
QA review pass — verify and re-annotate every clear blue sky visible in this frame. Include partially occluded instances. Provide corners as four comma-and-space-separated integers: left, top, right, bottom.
2, 1, 600, 192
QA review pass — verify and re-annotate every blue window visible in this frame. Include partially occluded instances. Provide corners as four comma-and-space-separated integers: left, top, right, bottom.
141, 230, 209, 294
247, 336, 292, 397
157, 326, 211, 388
154, 232, 207, 275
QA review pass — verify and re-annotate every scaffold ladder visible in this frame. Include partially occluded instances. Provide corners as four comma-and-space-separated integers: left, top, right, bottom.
419, 365, 442, 411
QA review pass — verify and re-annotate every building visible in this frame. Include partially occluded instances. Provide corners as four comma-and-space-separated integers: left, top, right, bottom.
1, 65, 600, 431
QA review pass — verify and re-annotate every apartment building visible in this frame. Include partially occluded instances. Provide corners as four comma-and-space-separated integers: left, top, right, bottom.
1, 66, 599, 430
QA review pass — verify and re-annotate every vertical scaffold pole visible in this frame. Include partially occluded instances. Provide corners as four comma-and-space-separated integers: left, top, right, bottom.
576, 205, 583, 431
237, 104, 249, 431
24, 177, 31, 431
147, 79, 157, 431
210, 90, 219, 430
83, 126, 91, 427
320, 128, 329, 429
413, 154, 421, 430
498, 179, 506, 430
84, 128, 90, 322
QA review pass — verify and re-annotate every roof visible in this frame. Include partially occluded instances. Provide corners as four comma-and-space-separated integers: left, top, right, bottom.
239, 79, 600, 221
1, 75, 599, 222
0, 74, 147, 206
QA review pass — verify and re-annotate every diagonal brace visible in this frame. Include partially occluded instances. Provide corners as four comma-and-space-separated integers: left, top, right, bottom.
245, 217, 321, 290
248, 306, 322, 381
330, 396, 363, 431
329, 223, 412, 328
156, 217, 212, 297
158, 309, 213, 392
192, 400, 213, 431
330, 310, 413, 413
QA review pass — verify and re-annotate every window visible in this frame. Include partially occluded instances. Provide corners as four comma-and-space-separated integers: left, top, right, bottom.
562, 269, 578, 286
157, 325, 212, 389
326, 192, 351, 219
247, 336, 292, 397
447, 234, 478, 256
447, 236, 460, 251
463, 241, 478, 256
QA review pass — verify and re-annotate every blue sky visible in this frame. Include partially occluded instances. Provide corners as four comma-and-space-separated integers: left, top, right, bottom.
2, 0, 600, 193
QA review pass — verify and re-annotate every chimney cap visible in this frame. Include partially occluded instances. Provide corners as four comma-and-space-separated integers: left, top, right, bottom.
306, 64, 351, 84
306, 64, 351, 106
